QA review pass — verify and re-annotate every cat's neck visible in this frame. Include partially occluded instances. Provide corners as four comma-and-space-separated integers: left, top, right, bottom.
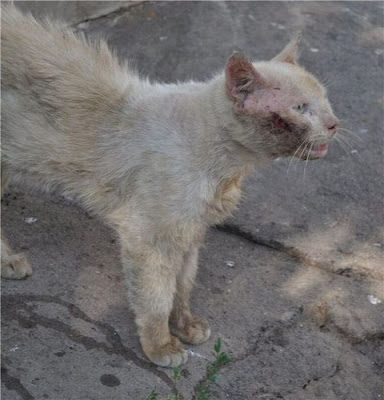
161, 75, 271, 180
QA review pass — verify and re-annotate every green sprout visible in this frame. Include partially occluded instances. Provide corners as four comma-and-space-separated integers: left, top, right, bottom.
146, 338, 231, 400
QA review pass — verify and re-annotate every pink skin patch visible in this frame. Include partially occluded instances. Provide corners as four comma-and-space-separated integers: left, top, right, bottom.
244, 88, 294, 116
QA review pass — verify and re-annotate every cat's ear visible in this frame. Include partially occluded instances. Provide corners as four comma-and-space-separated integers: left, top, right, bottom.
272, 32, 301, 65
225, 51, 266, 102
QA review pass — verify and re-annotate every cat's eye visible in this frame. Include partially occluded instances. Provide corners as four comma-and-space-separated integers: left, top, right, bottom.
294, 103, 308, 113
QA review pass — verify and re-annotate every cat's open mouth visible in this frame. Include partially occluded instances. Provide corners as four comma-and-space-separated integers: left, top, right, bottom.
302, 143, 329, 160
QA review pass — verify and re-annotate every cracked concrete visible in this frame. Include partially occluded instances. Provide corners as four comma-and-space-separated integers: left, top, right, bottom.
2, 2, 384, 400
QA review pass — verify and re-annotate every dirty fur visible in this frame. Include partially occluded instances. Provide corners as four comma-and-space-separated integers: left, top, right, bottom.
1, 5, 339, 366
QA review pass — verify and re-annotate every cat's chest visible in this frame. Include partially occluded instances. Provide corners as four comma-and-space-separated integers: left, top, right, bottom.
204, 174, 243, 224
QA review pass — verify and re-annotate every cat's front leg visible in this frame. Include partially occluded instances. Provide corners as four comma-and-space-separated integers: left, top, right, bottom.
120, 241, 188, 367
169, 246, 211, 345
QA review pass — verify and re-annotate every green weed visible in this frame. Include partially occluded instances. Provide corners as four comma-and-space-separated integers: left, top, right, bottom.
145, 338, 231, 400
194, 338, 231, 400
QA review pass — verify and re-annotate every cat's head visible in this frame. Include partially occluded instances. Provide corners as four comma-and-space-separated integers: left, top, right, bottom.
225, 34, 339, 160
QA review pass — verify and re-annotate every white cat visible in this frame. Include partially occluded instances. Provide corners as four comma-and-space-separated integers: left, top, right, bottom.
1, 5, 339, 366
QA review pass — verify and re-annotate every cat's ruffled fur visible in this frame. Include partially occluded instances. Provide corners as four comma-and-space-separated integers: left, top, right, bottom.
1, 5, 338, 366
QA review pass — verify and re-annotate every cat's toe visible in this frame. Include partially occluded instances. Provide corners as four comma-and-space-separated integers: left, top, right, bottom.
1, 254, 32, 279
143, 336, 188, 367
171, 315, 211, 345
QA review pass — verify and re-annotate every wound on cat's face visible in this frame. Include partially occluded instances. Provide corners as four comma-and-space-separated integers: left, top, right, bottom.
225, 34, 339, 160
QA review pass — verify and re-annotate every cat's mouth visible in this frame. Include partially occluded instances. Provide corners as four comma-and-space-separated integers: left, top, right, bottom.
300, 143, 329, 160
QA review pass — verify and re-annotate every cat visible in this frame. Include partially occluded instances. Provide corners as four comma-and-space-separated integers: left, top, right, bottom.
1, 5, 339, 367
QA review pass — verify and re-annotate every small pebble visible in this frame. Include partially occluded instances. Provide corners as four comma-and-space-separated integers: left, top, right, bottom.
310, 48, 319, 53
225, 260, 235, 267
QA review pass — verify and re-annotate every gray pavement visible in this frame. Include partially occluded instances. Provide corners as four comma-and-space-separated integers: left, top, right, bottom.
2, 2, 384, 400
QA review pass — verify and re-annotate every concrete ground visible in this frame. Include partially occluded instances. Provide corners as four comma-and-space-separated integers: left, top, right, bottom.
2, 2, 384, 400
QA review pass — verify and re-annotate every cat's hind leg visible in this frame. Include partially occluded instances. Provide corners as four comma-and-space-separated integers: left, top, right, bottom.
169, 245, 211, 345
1, 235, 32, 279
1, 173, 33, 279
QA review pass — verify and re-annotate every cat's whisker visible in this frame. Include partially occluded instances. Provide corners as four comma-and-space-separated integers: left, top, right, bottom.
287, 139, 308, 174
334, 136, 351, 157
335, 135, 363, 161
338, 127, 362, 142
320, 71, 342, 89
335, 132, 356, 149
298, 140, 309, 163
321, 77, 336, 89
303, 142, 313, 181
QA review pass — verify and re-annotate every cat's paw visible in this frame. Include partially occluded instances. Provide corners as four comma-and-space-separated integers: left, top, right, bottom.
171, 315, 211, 345
143, 335, 188, 367
1, 254, 32, 279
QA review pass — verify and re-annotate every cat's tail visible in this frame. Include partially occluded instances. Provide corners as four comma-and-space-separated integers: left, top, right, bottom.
1, 3, 142, 102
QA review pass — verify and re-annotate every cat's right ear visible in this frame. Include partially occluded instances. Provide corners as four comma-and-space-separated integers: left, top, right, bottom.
225, 52, 265, 104
272, 32, 301, 64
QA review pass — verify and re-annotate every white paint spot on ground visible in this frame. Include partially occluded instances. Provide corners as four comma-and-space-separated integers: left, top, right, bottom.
367, 295, 382, 305
270, 22, 285, 29
10, 345, 19, 352
188, 349, 208, 360
24, 217, 37, 224
310, 48, 319, 53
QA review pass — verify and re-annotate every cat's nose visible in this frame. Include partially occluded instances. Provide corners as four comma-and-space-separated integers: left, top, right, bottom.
326, 117, 339, 135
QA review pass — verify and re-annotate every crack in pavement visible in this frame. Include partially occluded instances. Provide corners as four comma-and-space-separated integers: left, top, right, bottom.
1, 294, 174, 391
301, 362, 341, 390
216, 223, 380, 280
2, 356, 35, 400
71, 1, 145, 28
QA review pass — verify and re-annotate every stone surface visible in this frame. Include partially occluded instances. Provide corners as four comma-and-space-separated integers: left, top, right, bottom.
2, 2, 384, 400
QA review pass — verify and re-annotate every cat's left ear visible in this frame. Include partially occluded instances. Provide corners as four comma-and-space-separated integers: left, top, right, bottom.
272, 32, 301, 65
225, 51, 266, 102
